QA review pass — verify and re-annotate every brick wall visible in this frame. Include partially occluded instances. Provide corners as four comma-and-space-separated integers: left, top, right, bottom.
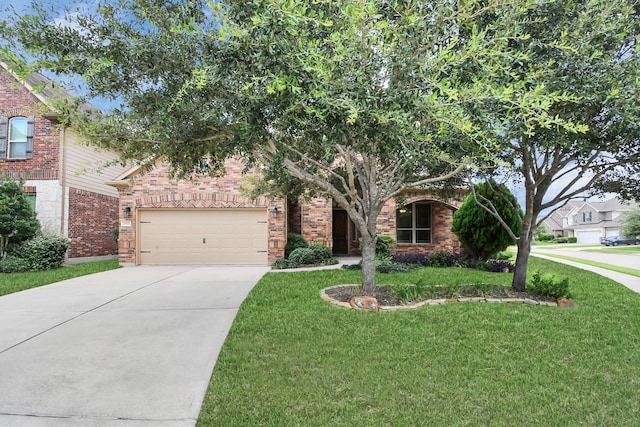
299, 197, 332, 247
0, 70, 60, 180
116, 158, 286, 264
384, 191, 463, 254
67, 188, 119, 257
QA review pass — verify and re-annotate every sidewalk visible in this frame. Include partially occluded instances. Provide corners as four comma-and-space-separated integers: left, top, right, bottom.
531, 247, 640, 294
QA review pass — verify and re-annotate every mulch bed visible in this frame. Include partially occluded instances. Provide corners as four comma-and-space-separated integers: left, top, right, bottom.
324, 284, 558, 307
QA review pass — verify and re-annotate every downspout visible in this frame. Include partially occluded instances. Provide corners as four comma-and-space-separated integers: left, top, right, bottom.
59, 124, 67, 237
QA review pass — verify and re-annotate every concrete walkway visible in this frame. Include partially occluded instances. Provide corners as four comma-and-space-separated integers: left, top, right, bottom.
531, 246, 640, 294
0, 265, 269, 426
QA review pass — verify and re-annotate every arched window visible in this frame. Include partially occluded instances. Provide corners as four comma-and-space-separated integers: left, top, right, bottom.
396, 202, 432, 244
0, 116, 35, 159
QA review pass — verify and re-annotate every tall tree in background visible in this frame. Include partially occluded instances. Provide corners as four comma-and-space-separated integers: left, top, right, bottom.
475, 0, 640, 291
621, 208, 640, 238
2, 0, 585, 293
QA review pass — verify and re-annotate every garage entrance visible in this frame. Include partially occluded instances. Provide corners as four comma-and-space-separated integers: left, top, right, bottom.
575, 230, 601, 244
138, 209, 268, 265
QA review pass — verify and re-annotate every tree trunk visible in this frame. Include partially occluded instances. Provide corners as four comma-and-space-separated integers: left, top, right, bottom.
512, 236, 531, 292
360, 233, 377, 295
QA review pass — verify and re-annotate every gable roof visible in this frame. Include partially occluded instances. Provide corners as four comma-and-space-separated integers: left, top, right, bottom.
0, 62, 98, 118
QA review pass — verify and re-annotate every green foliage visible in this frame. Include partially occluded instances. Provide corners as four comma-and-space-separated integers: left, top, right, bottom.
1, 0, 594, 293
112, 227, 119, 243
309, 244, 332, 262
375, 256, 417, 273
391, 279, 429, 304
285, 233, 308, 258
533, 224, 547, 240
14, 234, 70, 271
537, 234, 555, 241
622, 208, 640, 238
0, 255, 30, 273
554, 237, 569, 244
288, 247, 316, 265
528, 271, 572, 299
452, 180, 522, 260
375, 235, 394, 258
0, 179, 40, 258
567, 237, 577, 244
425, 250, 457, 268
271, 259, 299, 270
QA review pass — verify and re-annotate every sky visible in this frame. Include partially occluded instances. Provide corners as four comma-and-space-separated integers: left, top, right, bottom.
1, 0, 616, 213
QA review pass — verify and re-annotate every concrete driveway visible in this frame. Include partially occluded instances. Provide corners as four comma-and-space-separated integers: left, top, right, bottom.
0, 265, 269, 426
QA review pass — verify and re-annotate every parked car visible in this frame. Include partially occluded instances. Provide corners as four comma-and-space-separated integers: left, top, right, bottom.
601, 236, 640, 246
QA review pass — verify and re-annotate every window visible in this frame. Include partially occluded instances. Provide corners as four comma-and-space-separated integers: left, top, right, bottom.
572, 214, 578, 225
26, 194, 36, 212
396, 202, 432, 244
583, 211, 592, 222
0, 116, 35, 159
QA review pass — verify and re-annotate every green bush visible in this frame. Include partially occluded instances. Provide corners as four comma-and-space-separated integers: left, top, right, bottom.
14, 234, 70, 271
538, 234, 555, 241
451, 180, 522, 260
426, 250, 456, 267
285, 233, 308, 258
271, 259, 299, 269
288, 247, 317, 265
376, 235, 394, 257
0, 255, 30, 273
567, 237, 577, 243
528, 271, 572, 299
554, 237, 569, 243
375, 256, 418, 273
309, 244, 332, 262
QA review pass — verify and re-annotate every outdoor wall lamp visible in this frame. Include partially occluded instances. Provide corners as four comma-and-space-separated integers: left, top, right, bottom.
123, 207, 132, 217
273, 207, 280, 217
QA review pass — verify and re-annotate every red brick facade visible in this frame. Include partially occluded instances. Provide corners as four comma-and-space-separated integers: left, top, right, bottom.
294, 191, 463, 256
0, 71, 60, 180
114, 159, 286, 264
1, 66, 122, 259
68, 188, 119, 257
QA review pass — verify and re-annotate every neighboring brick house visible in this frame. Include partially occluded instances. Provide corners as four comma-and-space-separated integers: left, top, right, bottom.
541, 197, 640, 243
109, 158, 464, 266
0, 63, 128, 258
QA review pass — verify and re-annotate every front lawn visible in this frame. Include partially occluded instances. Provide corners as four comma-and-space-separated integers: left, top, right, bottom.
198, 257, 640, 426
585, 245, 640, 254
0, 259, 120, 297
537, 253, 640, 278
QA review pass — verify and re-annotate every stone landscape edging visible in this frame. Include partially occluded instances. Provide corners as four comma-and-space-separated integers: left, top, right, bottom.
320, 284, 559, 311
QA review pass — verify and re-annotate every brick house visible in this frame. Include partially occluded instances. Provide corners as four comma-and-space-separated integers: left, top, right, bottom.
0, 63, 128, 258
109, 158, 464, 266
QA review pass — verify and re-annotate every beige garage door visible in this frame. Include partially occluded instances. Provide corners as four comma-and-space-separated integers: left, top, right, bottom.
138, 209, 268, 265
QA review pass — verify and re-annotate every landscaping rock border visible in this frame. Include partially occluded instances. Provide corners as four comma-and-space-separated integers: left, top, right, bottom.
320, 284, 566, 311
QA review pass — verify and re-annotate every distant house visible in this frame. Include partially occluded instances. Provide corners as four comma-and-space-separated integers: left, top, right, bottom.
540, 197, 639, 243
108, 158, 465, 266
0, 62, 128, 258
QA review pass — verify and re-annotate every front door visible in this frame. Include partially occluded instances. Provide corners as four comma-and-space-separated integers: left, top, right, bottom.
332, 210, 349, 254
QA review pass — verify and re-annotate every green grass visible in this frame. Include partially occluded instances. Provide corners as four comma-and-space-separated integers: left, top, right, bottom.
585, 246, 640, 254
198, 258, 640, 426
0, 259, 120, 297
538, 252, 640, 278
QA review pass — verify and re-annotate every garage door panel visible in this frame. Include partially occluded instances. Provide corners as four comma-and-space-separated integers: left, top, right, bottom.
139, 209, 268, 265
576, 230, 601, 244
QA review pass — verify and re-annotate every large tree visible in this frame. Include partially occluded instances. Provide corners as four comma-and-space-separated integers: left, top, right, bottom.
473, 0, 640, 291
2, 0, 582, 293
